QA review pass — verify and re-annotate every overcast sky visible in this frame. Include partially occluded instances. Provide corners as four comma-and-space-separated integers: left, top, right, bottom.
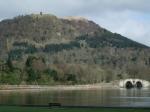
0, 0, 150, 46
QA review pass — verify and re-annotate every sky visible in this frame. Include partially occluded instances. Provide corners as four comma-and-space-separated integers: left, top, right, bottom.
0, 0, 150, 46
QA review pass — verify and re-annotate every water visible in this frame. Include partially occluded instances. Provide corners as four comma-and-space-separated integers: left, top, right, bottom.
0, 88, 150, 107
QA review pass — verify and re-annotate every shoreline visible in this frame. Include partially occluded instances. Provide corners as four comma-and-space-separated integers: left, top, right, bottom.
0, 83, 119, 91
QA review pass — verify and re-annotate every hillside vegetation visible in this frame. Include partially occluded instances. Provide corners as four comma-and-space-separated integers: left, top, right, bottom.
0, 13, 150, 85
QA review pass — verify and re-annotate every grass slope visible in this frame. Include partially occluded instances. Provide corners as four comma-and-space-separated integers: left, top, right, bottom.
0, 107, 150, 112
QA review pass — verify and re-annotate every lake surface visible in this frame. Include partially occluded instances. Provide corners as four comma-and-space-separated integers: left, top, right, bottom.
0, 88, 150, 107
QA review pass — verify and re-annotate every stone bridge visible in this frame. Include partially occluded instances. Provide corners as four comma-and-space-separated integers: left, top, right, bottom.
119, 79, 150, 89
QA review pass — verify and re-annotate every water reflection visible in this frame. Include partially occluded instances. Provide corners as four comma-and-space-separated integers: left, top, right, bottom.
0, 88, 150, 107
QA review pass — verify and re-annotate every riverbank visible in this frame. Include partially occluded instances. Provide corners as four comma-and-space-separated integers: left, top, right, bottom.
0, 106, 149, 112
0, 83, 119, 90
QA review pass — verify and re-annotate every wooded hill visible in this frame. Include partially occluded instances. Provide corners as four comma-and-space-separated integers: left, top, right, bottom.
0, 14, 150, 85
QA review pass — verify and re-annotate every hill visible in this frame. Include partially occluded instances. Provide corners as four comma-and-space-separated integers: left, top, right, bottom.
0, 13, 150, 85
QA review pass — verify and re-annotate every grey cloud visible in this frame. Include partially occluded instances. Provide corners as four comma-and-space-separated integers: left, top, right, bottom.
0, 0, 150, 46
0, 0, 150, 18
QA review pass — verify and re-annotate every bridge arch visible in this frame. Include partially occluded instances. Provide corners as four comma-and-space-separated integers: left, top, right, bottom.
119, 79, 150, 89
136, 81, 142, 88
125, 81, 133, 89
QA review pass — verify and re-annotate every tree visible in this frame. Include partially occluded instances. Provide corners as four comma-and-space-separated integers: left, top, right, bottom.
44, 68, 58, 81
27, 68, 40, 82
25, 56, 37, 67
66, 74, 77, 82
6, 56, 14, 72
25, 56, 39, 83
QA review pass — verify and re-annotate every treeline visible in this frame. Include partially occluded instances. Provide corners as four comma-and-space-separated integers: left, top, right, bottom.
0, 55, 120, 85
0, 54, 150, 85
8, 31, 148, 61
0, 56, 78, 85
76, 32, 148, 48
44, 41, 80, 53
9, 41, 81, 60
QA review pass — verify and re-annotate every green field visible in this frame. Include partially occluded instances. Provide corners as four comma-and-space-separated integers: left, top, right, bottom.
0, 106, 150, 112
